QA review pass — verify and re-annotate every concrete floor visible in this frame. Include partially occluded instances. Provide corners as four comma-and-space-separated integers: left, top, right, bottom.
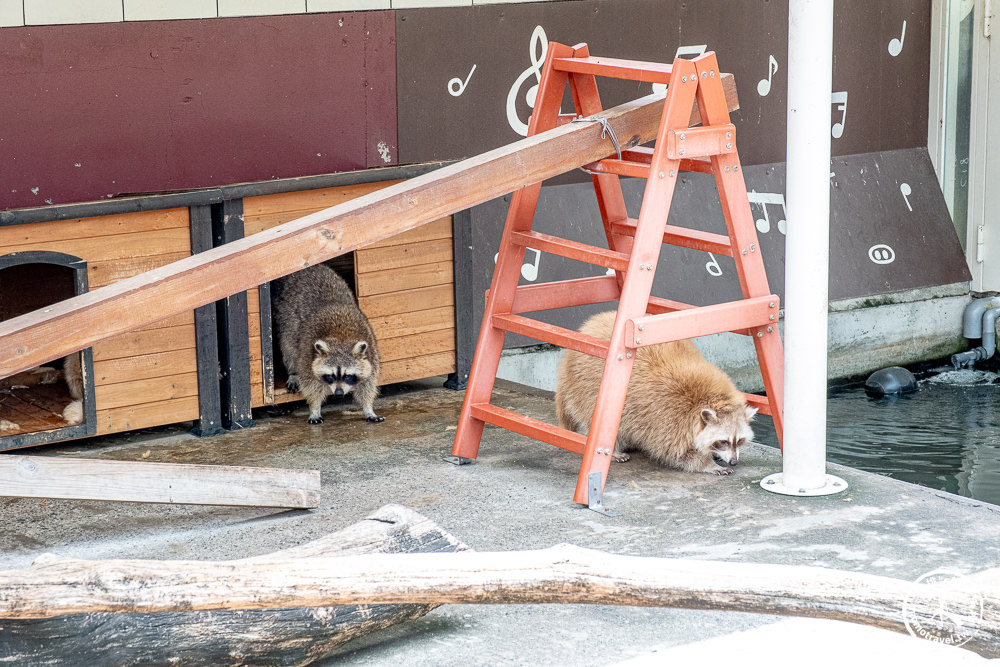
3, 378, 1000, 665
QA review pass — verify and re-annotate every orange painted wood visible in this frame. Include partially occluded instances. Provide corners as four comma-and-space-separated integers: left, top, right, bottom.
553, 56, 674, 84
610, 219, 734, 256
624, 295, 779, 347
470, 404, 586, 456
1, 88, 674, 378
491, 314, 609, 358
508, 275, 621, 315
510, 231, 629, 272
744, 392, 773, 416
664, 124, 737, 160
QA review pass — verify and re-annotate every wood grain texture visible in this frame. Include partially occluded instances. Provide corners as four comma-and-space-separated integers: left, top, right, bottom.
1, 89, 715, 378
0, 505, 468, 667
0, 455, 320, 507
0, 543, 996, 656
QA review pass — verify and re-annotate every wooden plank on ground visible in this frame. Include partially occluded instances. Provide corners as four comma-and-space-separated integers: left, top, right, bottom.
358, 283, 454, 318
355, 238, 453, 274
0, 455, 320, 508
0, 83, 739, 378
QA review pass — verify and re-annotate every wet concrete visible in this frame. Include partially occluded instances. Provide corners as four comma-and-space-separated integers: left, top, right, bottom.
3, 378, 1000, 664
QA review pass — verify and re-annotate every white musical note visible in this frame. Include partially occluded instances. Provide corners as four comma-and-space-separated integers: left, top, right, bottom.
653, 44, 708, 94
888, 20, 906, 57
493, 247, 542, 281
831, 91, 848, 138
900, 182, 913, 211
756, 55, 778, 96
506, 25, 548, 137
448, 64, 477, 97
868, 244, 895, 264
705, 253, 723, 277
747, 190, 787, 235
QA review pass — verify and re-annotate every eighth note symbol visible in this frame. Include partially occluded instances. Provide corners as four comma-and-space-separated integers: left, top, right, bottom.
900, 182, 913, 211
448, 64, 477, 97
888, 20, 906, 57
757, 55, 778, 97
831, 91, 848, 139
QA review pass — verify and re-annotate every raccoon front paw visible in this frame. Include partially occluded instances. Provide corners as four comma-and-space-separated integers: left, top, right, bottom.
286, 376, 300, 393
612, 451, 631, 463
713, 466, 733, 476
366, 414, 385, 423
306, 416, 324, 425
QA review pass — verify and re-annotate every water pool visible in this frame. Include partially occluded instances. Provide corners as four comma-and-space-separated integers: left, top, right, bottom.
756, 367, 1000, 505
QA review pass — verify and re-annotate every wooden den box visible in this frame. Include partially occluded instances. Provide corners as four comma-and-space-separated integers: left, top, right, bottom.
241, 181, 458, 409
0, 208, 220, 451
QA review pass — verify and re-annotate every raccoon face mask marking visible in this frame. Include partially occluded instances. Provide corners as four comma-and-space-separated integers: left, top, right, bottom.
699, 406, 757, 468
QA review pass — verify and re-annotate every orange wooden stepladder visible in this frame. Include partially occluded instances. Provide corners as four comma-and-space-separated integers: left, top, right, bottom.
450, 42, 785, 513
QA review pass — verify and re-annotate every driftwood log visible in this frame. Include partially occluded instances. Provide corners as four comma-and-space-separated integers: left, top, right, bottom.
2, 524, 999, 659
0, 504, 468, 666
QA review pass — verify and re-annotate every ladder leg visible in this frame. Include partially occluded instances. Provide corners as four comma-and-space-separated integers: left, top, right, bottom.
451, 41, 575, 460
754, 327, 785, 445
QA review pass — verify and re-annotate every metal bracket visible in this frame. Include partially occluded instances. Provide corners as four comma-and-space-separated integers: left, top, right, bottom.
586, 471, 620, 516
443, 455, 474, 466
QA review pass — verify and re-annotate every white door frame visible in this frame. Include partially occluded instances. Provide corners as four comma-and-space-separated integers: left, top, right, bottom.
929, 0, 998, 292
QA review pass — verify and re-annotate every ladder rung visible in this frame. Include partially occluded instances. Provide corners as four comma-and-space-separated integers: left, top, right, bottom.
511, 230, 630, 272
470, 403, 586, 455
744, 393, 773, 416
492, 313, 610, 357
552, 56, 673, 84
510, 275, 621, 314
584, 158, 651, 179
625, 295, 779, 346
612, 218, 733, 256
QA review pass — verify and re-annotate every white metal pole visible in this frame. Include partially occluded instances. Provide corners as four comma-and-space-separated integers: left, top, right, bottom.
761, 0, 846, 496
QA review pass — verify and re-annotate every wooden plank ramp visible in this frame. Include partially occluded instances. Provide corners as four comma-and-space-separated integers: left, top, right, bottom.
0, 79, 738, 378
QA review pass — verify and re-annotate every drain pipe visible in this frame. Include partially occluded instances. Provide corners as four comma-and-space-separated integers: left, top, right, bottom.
951, 296, 1000, 368
760, 0, 846, 497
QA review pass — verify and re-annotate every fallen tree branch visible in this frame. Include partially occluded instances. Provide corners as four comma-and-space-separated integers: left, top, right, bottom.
1, 542, 998, 656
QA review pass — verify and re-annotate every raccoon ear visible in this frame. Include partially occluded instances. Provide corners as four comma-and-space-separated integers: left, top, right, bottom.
352, 341, 368, 358
745, 406, 759, 421
700, 408, 718, 424
313, 340, 330, 355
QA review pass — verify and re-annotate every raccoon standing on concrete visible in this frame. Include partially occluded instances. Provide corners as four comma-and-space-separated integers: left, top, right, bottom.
273, 263, 383, 425
556, 311, 756, 475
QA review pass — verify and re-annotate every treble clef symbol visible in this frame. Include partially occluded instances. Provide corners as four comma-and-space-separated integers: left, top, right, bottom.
506, 25, 548, 137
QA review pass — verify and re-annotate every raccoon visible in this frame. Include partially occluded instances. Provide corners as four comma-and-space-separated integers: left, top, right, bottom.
272, 263, 383, 425
62, 353, 84, 425
555, 311, 756, 475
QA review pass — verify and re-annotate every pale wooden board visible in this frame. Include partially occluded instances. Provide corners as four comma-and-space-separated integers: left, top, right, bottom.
97, 395, 200, 435
88, 252, 190, 289
356, 261, 453, 298
0, 209, 190, 250
243, 181, 403, 233
0, 228, 192, 264
0, 455, 320, 508
94, 372, 199, 410
357, 283, 454, 318
370, 306, 454, 340
355, 238, 453, 274
91, 324, 196, 363
93, 348, 198, 387
366, 216, 452, 249
378, 328, 455, 362
379, 351, 455, 385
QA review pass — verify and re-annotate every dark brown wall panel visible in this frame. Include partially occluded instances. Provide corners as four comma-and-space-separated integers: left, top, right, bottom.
1, 13, 396, 210
396, 0, 929, 168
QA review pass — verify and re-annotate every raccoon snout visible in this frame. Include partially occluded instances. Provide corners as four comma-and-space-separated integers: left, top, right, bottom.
713, 453, 737, 467
333, 388, 345, 397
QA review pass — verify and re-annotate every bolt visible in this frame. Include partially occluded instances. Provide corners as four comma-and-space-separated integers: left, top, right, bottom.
756, 331, 763, 338
681, 76, 687, 82
680, 133, 686, 140
726, 131, 732, 138
750, 243, 756, 251
769, 302, 776, 308
733, 165, 740, 171
766, 479, 775, 485
726, 142, 732, 149
626, 352, 632, 359
669, 170, 675, 177
767, 326, 774, 333
638, 324, 644, 331
798, 488, 807, 494
636, 338, 642, 344
770, 314, 775, 321
724, 165, 730, 172
701, 71, 707, 79
833, 481, 842, 487
741, 249, 748, 255
679, 148, 685, 155
710, 71, 716, 77
617, 354, 624, 361
659, 171, 665, 178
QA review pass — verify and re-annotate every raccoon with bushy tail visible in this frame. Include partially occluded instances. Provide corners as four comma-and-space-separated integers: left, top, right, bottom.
273, 263, 384, 424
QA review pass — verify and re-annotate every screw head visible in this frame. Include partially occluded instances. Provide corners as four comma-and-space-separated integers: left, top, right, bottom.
726, 142, 732, 149
638, 324, 644, 331
742, 249, 748, 255
617, 354, 624, 361
769, 302, 776, 308
756, 331, 763, 338
701, 71, 707, 79
626, 352, 632, 359
770, 314, 776, 320
724, 165, 730, 172
680, 133, 686, 140
681, 76, 687, 82
767, 326, 774, 333
733, 165, 740, 171
669, 170, 675, 177
726, 131, 732, 138
766, 479, 775, 485
659, 171, 665, 178
710, 71, 716, 77
750, 244, 756, 251
636, 338, 642, 344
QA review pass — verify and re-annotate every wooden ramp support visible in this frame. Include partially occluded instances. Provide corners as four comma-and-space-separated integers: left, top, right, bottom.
451, 44, 785, 510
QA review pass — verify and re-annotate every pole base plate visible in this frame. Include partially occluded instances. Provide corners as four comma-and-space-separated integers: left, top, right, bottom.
759, 472, 848, 496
